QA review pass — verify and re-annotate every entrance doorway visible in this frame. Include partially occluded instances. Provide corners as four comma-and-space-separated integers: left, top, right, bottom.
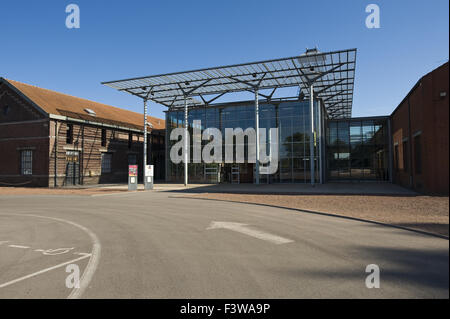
222, 163, 254, 183
65, 151, 80, 186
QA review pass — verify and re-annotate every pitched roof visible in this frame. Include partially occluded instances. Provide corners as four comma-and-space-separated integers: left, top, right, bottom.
2, 78, 165, 131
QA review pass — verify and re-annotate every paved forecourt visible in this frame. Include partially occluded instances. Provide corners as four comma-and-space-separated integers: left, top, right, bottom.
0, 190, 447, 298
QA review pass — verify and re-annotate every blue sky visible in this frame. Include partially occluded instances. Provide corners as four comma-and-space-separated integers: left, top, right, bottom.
1, 0, 448, 120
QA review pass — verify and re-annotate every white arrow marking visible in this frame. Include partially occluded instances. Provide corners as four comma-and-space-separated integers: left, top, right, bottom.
207, 222, 294, 245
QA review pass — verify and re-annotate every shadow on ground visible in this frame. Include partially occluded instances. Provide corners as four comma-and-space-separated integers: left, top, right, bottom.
274, 245, 449, 296
159, 183, 419, 197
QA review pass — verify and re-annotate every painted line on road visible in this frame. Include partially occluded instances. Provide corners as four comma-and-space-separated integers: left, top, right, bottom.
8, 245, 30, 249
0, 254, 91, 289
90, 191, 143, 197
0, 213, 101, 299
207, 221, 294, 245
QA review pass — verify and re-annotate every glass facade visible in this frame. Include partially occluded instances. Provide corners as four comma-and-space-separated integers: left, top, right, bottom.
166, 100, 323, 183
326, 118, 390, 181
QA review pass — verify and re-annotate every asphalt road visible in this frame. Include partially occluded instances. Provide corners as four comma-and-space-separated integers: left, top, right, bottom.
0, 190, 448, 299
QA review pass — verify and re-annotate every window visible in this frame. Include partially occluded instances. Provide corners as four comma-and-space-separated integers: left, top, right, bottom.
128, 133, 133, 149
402, 140, 408, 172
84, 108, 96, 116
128, 154, 137, 165
394, 144, 399, 170
66, 124, 73, 144
3, 105, 9, 116
101, 153, 112, 173
101, 129, 107, 147
21, 150, 33, 175
414, 135, 422, 174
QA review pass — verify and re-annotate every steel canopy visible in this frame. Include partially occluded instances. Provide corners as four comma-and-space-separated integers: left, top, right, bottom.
102, 48, 356, 119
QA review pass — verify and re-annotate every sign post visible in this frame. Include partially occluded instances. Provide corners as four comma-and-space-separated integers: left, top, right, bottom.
128, 165, 138, 191
144, 165, 154, 190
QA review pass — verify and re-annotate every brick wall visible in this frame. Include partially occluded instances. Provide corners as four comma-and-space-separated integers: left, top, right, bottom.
0, 82, 49, 187
0, 80, 165, 188
391, 62, 449, 194
49, 120, 165, 187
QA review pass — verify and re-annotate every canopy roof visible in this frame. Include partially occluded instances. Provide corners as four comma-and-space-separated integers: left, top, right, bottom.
102, 48, 356, 119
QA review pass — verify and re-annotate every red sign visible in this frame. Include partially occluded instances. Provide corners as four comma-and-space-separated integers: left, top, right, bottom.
128, 165, 138, 177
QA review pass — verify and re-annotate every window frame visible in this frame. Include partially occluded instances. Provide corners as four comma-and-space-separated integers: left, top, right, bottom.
66, 124, 73, 144
402, 139, 408, 172
101, 152, 112, 174
128, 132, 133, 149
21, 149, 33, 175
394, 143, 399, 170
101, 128, 107, 147
414, 134, 422, 175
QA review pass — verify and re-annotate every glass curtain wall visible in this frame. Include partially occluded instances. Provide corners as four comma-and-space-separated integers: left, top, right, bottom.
166, 100, 321, 183
326, 118, 390, 181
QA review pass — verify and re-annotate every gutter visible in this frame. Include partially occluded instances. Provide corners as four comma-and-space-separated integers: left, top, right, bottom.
49, 114, 145, 134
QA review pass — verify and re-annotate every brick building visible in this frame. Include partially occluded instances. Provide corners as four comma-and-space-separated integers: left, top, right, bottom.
0, 78, 165, 187
391, 62, 449, 195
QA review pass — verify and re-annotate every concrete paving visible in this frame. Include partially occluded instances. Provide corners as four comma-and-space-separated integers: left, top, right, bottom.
0, 190, 447, 299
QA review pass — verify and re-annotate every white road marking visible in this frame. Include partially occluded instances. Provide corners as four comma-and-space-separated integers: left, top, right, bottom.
42, 248, 74, 255
207, 221, 294, 245
73, 252, 90, 256
0, 213, 101, 299
8, 245, 30, 249
90, 191, 141, 198
4, 242, 88, 257
0, 254, 91, 289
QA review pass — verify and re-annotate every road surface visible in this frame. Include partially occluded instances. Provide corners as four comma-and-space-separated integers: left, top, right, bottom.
0, 190, 448, 298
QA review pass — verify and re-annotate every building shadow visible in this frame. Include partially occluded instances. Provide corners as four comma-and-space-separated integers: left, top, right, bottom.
273, 245, 448, 294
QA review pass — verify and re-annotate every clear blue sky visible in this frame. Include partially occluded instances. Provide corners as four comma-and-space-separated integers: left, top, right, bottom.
1, 0, 448, 120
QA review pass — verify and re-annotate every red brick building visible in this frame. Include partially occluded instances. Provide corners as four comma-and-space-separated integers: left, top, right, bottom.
0, 78, 165, 187
391, 62, 449, 195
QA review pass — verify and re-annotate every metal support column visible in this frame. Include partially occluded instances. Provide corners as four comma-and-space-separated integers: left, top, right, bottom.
310, 84, 315, 185
143, 99, 150, 189
255, 88, 260, 184
318, 100, 323, 184
184, 95, 188, 186
165, 112, 169, 182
